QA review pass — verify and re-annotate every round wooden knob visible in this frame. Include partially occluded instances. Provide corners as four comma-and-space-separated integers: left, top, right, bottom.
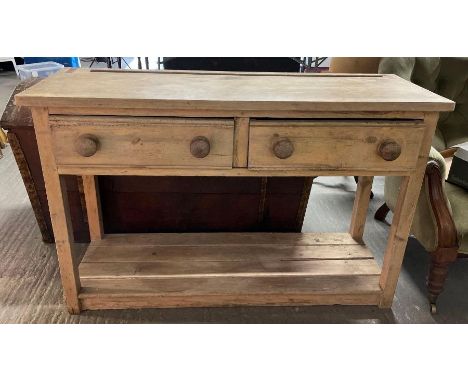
378, 139, 401, 161
190, 136, 210, 158
74, 134, 99, 157
273, 138, 294, 159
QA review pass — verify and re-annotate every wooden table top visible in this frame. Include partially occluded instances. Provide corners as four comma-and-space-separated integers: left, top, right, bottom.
15, 69, 455, 113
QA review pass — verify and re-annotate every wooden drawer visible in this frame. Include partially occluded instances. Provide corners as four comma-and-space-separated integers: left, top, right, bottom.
50, 116, 234, 168
248, 119, 425, 171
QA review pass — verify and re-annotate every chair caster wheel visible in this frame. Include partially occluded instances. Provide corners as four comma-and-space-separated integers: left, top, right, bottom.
430, 303, 437, 314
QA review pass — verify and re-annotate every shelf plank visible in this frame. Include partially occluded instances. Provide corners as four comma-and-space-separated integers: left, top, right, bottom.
80, 292, 381, 310
80, 275, 380, 295
80, 259, 380, 279
82, 244, 372, 263
78, 232, 382, 309
88, 232, 360, 247
79, 275, 381, 310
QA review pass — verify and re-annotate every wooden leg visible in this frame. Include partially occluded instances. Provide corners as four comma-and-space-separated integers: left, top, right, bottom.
428, 248, 458, 313
0, 126, 7, 146
379, 112, 439, 308
374, 203, 390, 222
354, 176, 373, 199
31, 108, 81, 313
295, 177, 314, 232
257, 177, 268, 227
82, 175, 104, 241
350, 176, 373, 242
379, 176, 416, 307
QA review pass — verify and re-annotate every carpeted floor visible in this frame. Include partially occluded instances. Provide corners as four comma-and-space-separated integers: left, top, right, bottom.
1, 70, 467, 323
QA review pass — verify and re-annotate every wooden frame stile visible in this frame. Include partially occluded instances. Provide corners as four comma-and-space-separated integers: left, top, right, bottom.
82, 175, 104, 241
350, 176, 374, 243
378, 112, 439, 307
233, 117, 249, 167
31, 107, 81, 313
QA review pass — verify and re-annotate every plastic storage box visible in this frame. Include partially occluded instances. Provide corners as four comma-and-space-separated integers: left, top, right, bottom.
24, 57, 80, 68
17, 61, 64, 80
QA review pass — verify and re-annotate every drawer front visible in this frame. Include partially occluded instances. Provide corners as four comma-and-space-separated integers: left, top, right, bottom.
248, 120, 425, 171
50, 116, 234, 168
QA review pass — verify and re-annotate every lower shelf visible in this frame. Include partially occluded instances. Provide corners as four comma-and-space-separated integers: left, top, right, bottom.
78, 232, 383, 310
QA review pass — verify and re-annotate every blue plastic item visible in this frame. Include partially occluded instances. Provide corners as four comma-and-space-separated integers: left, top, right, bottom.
17, 62, 65, 80
24, 57, 80, 68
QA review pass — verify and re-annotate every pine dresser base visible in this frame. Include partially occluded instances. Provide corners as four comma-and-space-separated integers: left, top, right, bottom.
15, 69, 454, 313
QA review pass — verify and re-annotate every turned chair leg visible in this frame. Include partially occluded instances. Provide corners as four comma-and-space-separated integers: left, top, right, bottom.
424, 160, 460, 313
427, 248, 459, 314
374, 202, 390, 221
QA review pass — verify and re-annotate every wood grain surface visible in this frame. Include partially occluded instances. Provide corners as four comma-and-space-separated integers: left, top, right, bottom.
248, 119, 424, 171
15, 69, 455, 112
78, 232, 381, 309
50, 116, 234, 168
